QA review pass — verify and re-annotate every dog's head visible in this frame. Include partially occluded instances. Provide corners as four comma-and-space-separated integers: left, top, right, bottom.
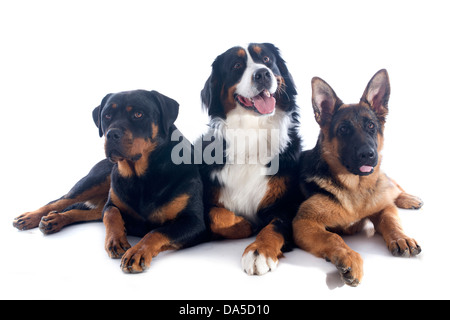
312, 69, 390, 176
92, 90, 179, 164
201, 43, 297, 118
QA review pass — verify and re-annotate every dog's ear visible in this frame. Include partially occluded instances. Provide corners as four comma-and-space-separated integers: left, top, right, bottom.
263, 43, 297, 110
361, 69, 390, 122
148, 90, 179, 136
93, 93, 113, 137
201, 53, 226, 118
311, 77, 342, 126
201, 73, 214, 113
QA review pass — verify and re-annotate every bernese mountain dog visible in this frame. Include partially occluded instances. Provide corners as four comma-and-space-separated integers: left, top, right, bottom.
198, 43, 302, 275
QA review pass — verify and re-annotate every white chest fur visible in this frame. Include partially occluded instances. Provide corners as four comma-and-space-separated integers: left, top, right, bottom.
209, 107, 292, 221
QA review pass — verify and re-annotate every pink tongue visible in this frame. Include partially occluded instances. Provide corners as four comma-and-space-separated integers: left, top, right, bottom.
253, 94, 276, 114
359, 165, 374, 173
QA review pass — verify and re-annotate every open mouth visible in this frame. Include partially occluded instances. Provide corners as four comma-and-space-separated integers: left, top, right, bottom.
345, 164, 375, 176
359, 165, 374, 174
235, 89, 276, 115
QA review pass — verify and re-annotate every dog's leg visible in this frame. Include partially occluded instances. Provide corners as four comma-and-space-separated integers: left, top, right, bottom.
14, 184, 109, 232
13, 198, 77, 231
103, 206, 131, 259
38, 201, 105, 235
293, 217, 363, 286
119, 213, 204, 273
370, 205, 421, 257
387, 176, 424, 210
13, 159, 112, 231
241, 219, 286, 275
208, 206, 253, 239
119, 231, 177, 273
293, 196, 364, 286
328, 219, 368, 235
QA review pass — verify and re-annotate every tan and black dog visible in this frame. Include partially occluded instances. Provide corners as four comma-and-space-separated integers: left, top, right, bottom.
293, 69, 423, 286
14, 90, 207, 274
95, 90, 206, 273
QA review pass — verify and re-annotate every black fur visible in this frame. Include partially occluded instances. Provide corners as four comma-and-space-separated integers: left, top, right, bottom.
95, 90, 206, 246
201, 43, 298, 118
197, 43, 302, 250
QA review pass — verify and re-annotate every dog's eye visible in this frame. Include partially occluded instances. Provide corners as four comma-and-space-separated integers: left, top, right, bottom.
104, 114, 112, 120
367, 122, 375, 130
233, 62, 242, 70
263, 56, 270, 63
339, 125, 349, 135
133, 111, 144, 119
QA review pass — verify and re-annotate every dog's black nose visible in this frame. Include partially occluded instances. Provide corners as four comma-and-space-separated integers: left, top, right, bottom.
357, 146, 376, 161
106, 128, 123, 141
253, 68, 272, 87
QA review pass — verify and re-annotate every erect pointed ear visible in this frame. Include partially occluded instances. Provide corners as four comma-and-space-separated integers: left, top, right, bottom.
92, 93, 113, 137
311, 77, 342, 126
361, 69, 390, 122
148, 90, 179, 136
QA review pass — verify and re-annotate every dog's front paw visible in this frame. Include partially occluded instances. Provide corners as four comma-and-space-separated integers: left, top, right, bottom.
120, 244, 153, 274
329, 249, 364, 287
105, 235, 131, 259
241, 249, 278, 276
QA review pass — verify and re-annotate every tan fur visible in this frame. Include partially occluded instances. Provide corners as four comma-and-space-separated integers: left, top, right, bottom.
209, 207, 252, 239
13, 178, 110, 232
293, 148, 418, 286
243, 221, 285, 263
221, 84, 238, 114
103, 206, 131, 259
294, 71, 421, 286
116, 124, 158, 178
120, 232, 179, 273
148, 194, 190, 224
258, 176, 288, 210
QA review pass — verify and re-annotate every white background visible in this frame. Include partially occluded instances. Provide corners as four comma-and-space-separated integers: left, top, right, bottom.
1, 0, 449, 300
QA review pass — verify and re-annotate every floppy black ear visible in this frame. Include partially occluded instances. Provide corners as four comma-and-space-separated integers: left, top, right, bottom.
311, 77, 342, 127
92, 106, 101, 132
201, 73, 214, 113
201, 54, 226, 118
148, 90, 179, 136
93, 93, 113, 137
361, 69, 390, 123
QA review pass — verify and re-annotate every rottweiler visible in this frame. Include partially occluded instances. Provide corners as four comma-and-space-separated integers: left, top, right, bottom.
14, 90, 206, 274
94, 90, 206, 273
293, 69, 423, 286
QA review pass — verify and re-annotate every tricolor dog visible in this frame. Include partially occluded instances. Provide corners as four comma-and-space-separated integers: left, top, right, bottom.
14, 90, 207, 274
198, 43, 302, 275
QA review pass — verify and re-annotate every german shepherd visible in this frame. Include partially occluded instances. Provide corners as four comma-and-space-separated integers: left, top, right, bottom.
293, 69, 423, 286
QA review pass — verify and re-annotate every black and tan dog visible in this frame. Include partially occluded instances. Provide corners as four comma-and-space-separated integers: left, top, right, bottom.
293, 70, 423, 286
14, 90, 206, 273
95, 90, 205, 273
